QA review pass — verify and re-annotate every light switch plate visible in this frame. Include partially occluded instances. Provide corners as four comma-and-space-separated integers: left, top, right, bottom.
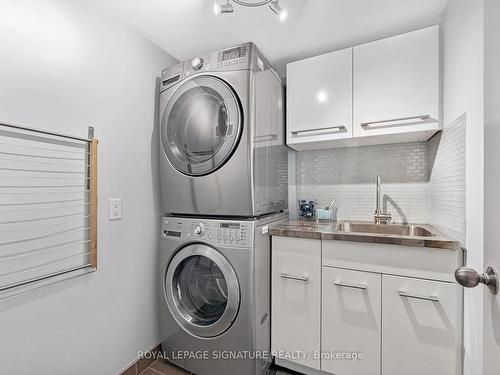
109, 198, 122, 220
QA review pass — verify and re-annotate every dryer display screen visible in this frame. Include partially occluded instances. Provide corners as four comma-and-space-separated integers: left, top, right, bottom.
221, 46, 247, 61
220, 223, 240, 229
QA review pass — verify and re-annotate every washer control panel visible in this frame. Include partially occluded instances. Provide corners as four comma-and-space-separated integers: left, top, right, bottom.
161, 217, 253, 248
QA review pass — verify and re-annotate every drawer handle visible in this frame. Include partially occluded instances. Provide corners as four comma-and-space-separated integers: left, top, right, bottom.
280, 273, 309, 282
360, 114, 431, 129
291, 125, 347, 135
398, 290, 439, 302
334, 281, 367, 290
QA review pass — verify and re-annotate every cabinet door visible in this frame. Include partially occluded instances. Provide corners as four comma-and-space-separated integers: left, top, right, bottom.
322, 267, 381, 375
382, 275, 462, 375
271, 236, 321, 370
287, 48, 352, 149
353, 26, 440, 139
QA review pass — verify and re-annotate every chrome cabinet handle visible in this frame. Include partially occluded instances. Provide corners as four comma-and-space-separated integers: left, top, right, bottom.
360, 114, 430, 129
334, 281, 367, 290
398, 290, 439, 302
280, 273, 309, 282
291, 125, 347, 135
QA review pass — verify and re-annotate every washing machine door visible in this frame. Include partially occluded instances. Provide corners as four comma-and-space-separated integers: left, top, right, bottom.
161, 75, 243, 176
165, 243, 240, 338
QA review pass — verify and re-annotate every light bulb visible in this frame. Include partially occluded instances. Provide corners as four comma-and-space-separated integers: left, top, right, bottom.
269, 0, 287, 21
214, 1, 233, 15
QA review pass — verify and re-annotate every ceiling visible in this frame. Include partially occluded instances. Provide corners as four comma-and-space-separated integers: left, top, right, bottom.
94, 0, 448, 76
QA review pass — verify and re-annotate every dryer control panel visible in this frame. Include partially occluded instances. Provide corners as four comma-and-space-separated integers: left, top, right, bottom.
161, 217, 253, 248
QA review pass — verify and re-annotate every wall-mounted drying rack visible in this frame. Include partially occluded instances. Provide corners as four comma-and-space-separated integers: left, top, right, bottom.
0, 122, 98, 299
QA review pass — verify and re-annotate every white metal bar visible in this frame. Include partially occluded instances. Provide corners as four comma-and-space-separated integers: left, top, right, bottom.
0, 211, 88, 225
0, 141, 89, 154
0, 121, 92, 143
0, 251, 91, 277
0, 150, 86, 161
0, 240, 91, 260
0, 215, 90, 232
0, 198, 87, 207
0, 226, 90, 246
0, 263, 93, 292
0, 202, 89, 212
0, 167, 86, 174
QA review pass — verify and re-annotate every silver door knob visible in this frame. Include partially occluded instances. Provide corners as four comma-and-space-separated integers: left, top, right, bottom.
454, 266, 498, 295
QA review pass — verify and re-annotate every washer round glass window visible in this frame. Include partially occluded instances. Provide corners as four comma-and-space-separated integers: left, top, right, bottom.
165, 244, 240, 338
161, 75, 242, 176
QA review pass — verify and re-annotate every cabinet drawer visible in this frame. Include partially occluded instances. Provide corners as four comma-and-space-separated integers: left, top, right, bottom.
322, 267, 381, 375
382, 275, 462, 375
271, 237, 321, 370
322, 240, 462, 282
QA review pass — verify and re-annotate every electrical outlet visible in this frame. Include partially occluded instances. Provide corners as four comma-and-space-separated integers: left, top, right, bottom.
109, 198, 122, 220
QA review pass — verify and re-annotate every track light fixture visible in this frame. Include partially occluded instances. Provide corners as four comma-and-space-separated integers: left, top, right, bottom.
213, 0, 234, 15
269, 0, 287, 21
213, 0, 287, 21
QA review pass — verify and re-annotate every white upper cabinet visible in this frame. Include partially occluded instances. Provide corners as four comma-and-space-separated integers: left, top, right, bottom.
285, 25, 441, 150
353, 26, 441, 142
287, 48, 353, 150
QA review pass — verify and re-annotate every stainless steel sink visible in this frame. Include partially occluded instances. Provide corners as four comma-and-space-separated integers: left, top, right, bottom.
337, 222, 435, 237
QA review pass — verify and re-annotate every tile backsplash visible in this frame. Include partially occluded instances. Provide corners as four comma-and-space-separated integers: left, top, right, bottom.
428, 114, 466, 245
296, 142, 429, 223
292, 123, 467, 243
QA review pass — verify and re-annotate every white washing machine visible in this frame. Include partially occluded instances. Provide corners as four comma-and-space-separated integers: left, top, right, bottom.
159, 42, 288, 217
158, 213, 287, 375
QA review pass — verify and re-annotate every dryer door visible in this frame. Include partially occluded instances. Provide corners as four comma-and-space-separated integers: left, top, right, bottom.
161, 75, 243, 176
165, 243, 240, 338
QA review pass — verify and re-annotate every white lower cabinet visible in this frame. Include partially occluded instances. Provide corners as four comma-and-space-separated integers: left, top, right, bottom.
271, 237, 321, 370
271, 237, 462, 375
381, 275, 462, 375
322, 267, 381, 375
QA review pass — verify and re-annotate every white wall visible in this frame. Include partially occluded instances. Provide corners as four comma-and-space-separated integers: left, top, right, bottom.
0, 1, 177, 374
443, 0, 484, 374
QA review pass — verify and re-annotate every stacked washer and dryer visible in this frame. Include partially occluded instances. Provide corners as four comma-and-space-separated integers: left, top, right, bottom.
158, 43, 288, 375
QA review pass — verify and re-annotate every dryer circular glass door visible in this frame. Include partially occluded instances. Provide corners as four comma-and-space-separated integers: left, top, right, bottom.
165, 243, 240, 338
161, 75, 242, 176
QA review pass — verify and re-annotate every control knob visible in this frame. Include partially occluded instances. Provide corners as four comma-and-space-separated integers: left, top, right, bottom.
194, 223, 205, 236
191, 57, 204, 70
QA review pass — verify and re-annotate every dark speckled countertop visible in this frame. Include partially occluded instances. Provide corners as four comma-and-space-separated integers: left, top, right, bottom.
269, 220, 461, 250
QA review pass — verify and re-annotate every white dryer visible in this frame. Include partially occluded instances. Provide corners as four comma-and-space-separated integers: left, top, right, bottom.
159, 43, 288, 217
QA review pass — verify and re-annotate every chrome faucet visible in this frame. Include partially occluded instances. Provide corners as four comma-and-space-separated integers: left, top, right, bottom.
374, 174, 392, 224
